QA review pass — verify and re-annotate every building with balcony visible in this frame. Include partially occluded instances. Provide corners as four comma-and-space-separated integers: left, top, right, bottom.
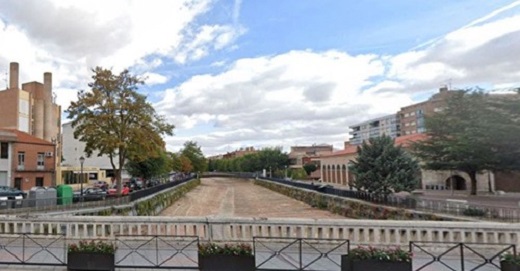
0, 129, 56, 191
349, 114, 400, 145
398, 86, 454, 136
0, 62, 62, 186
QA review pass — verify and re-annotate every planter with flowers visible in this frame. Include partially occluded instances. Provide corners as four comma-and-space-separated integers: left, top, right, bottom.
342, 246, 412, 271
67, 240, 116, 271
198, 242, 255, 271
501, 252, 520, 271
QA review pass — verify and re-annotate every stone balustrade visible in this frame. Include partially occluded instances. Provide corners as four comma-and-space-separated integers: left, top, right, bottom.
0, 216, 518, 246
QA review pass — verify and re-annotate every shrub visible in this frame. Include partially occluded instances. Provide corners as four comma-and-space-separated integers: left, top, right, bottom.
463, 207, 486, 217
198, 243, 253, 256
68, 240, 117, 254
501, 252, 520, 265
349, 246, 412, 262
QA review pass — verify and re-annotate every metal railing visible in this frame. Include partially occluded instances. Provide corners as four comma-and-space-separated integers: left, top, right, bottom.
0, 233, 516, 271
0, 175, 196, 215
257, 176, 520, 222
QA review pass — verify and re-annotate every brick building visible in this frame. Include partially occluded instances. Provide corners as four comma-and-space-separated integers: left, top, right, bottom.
398, 86, 454, 136
0, 129, 56, 191
0, 62, 61, 186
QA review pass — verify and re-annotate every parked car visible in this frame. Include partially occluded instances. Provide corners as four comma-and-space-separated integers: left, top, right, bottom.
0, 186, 26, 198
107, 184, 130, 196
92, 180, 109, 190
73, 187, 107, 202
129, 177, 144, 191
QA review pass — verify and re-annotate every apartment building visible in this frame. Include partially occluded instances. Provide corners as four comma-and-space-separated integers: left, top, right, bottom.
349, 114, 400, 145
0, 129, 56, 190
0, 62, 61, 186
398, 86, 453, 135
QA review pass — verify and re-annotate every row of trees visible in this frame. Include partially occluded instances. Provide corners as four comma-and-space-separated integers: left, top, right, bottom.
208, 148, 289, 176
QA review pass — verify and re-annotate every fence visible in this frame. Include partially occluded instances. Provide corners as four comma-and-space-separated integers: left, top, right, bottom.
257, 176, 520, 222
0, 233, 516, 271
0, 175, 195, 215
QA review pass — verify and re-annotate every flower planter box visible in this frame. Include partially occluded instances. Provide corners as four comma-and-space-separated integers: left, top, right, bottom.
67, 252, 115, 271
341, 255, 412, 271
198, 254, 255, 271
501, 261, 520, 271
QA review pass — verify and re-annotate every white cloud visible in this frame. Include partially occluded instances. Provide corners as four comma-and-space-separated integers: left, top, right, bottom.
156, 50, 414, 154
0, 0, 243, 107
143, 72, 168, 86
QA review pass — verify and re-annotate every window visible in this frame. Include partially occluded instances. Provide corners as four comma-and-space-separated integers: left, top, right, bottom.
35, 177, 44, 187
0, 142, 7, 159
37, 153, 45, 167
18, 152, 25, 166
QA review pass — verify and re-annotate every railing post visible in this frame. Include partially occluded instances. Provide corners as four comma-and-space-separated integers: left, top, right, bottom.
459, 243, 464, 271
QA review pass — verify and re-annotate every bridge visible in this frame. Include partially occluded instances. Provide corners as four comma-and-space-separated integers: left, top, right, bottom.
0, 175, 518, 270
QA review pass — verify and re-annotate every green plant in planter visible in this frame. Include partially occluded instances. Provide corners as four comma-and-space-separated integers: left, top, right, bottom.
348, 246, 412, 262
343, 246, 412, 271
501, 252, 520, 271
198, 242, 253, 256
68, 240, 117, 254
198, 243, 254, 271
68, 240, 117, 271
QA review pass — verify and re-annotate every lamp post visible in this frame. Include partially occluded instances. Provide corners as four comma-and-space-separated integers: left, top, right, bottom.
79, 156, 85, 201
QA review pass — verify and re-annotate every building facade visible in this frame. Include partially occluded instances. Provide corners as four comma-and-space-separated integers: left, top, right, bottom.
0, 62, 61, 187
61, 122, 129, 183
398, 87, 453, 136
0, 129, 56, 190
316, 134, 495, 193
349, 114, 400, 145
288, 145, 333, 169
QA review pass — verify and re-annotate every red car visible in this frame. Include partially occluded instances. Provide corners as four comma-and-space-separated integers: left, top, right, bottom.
107, 184, 130, 196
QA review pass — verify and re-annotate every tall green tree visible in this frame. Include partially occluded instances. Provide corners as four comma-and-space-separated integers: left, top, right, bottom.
125, 151, 171, 180
67, 67, 174, 195
351, 135, 420, 197
413, 90, 520, 195
303, 163, 318, 176
180, 141, 207, 173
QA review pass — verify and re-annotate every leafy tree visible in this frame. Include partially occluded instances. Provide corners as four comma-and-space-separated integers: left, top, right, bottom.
179, 155, 193, 173
290, 168, 308, 180
413, 90, 520, 195
303, 163, 318, 176
125, 151, 171, 180
180, 141, 207, 172
67, 67, 174, 195
257, 147, 289, 173
350, 135, 420, 197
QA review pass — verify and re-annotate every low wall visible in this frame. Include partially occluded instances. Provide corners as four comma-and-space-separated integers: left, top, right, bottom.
254, 178, 459, 221
0, 216, 518, 246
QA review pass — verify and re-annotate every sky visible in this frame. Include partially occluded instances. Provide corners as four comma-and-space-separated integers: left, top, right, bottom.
1, 0, 520, 156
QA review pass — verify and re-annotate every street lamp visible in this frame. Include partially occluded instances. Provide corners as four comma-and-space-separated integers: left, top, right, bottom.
79, 156, 85, 200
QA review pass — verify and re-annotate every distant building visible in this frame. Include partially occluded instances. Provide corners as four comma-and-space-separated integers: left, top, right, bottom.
0, 62, 61, 186
349, 114, 400, 145
0, 129, 56, 190
288, 145, 333, 169
222, 147, 256, 159
61, 122, 127, 183
398, 86, 454, 136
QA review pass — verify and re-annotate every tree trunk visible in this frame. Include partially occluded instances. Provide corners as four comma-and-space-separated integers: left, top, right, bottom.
469, 171, 478, 195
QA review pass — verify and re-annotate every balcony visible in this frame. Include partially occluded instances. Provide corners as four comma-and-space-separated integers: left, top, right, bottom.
16, 165, 24, 171
37, 165, 45, 171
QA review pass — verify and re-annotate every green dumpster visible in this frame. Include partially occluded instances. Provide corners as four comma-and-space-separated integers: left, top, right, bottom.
57, 185, 73, 205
